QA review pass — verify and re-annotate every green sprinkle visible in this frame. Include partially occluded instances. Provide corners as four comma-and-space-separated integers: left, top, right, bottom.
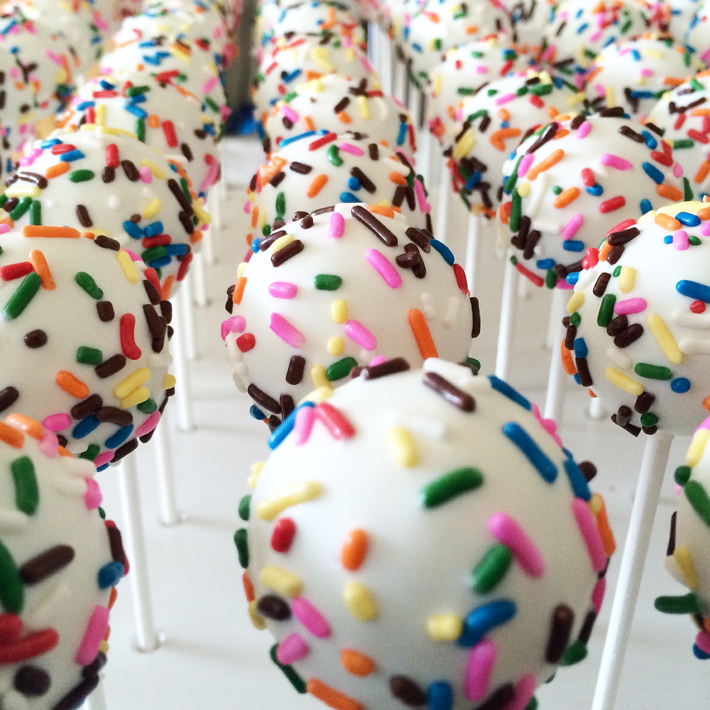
0, 194, 7, 208
77, 346, 103, 365
504, 155, 523, 193
234, 528, 249, 568
180, 177, 191, 202
68, 170, 95, 183
612, 266, 621, 278
136, 118, 146, 142
471, 544, 513, 594
465, 109, 487, 123
137, 398, 158, 414
597, 294, 616, 327
634, 363, 672, 380
457, 87, 474, 96
3, 272, 41, 320
673, 139, 694, 150
684, 176, 694, 201
314, 274, 342, 290
141, 246, 167, 263
655, 592, 702, 614
545, 269, 557, 289
530, 83, 552, 96
486, 88, 498, 97
283, 91, 297, 103
515, 85, 528, 97
11, 456, 39, 516
275, 191, 285, 219
690, 236, 701, 246
269, 645, 307, 693
9, 197, 31, 220
239, 495, 251, 521
0, 539, 23, 613
691, 77, 704, 92
674, 465, 692, 486
29, 200, 41, 226
620, 18, 632, 33
559, 640, 587, 666
524, 698, 539, 710
79, 444, 100, 461
551, 185, 562, 196
75, 272, 103, 300
685, 480, 710, 530
126, 85, 150, 96
510, 189, 521, 232
569, 312, 581, 327
327, 144, 342, 166
464, 357, 480, 374
640, 412, 658, 428
98, 507, 106, 519
204, 97, 219, 113
421, 467, 484, 508
326, 357, 357, 382
262, 225, 271, 236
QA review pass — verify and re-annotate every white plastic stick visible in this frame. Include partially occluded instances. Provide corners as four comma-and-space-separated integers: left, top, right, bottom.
180, 274, 197, 362
435, 154, 451, 243
543, 287, 568, 422
117, 454, 160, 653
192, 251, 209, 308
202, 224, 216, 266
393, 50, 407, 105
518, 274, 532, 300
495, 253, 519, 380
172, 287, 196, 432
154, 408, 180, 526
418, 125, 433, 188
544, 292, 557, 349
589, 397, 606, 420
85, 676, 107, 710
465, 213, 480, 297
367, 22, 378, 68
379, 26, 393, 96
591, 431, 673, 710
410, 88, 423, 139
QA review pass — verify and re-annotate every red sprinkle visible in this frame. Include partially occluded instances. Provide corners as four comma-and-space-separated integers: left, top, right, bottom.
163, 120, 178, 148
606, 218, 636, 236
236, 333, 255, 352
674, 114, 685, 131
93, 90, 118, 98
315, 402, 355, 439
528, 95, 544, 108
599, 196, 626, 213
142, 235, 171, 248
86, 106, 96, 124
106, 144, 119, 168
515, 261, 544, 288
271, 518, 297, 553
691, 300, 706, 313
50, 143, 75, 154
119, 313, 142, 360
689, 129, 709, 144
581, 167, 595, 187
0, 629, 59, 664
0, 614, 23, 641
177, 252, 193, 281
0, 262, 34, 281
308, 132, 338, 151
453, 263, 468, 294
143, 267, 161, 293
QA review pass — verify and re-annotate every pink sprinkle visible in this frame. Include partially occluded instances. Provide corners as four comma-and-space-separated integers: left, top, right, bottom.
517, 154, 534, 177
592, 577, 606, 615
0, 224, 11, 235
698, 414, 710, 432
414, 179, 431, 213
556, 279, 574, 290
200, 159, 220, 194
465, 639, 496, 701
673, 229, 690, 250
344, 320, 378, 351
696, 630, 710, 655
84, 479, 102, 510
601, 154, 633, 170
280, 104, 299, 123
292, 597, 332, 638
337, 142, 364, 156
329, 211, 345, 238
583, 247, 599, 270
675, 483, 682, 495
561, 214, 584, 240
45, 50, 64, 66
270, 312, 306, 347
673, 162, 683, 178
476, 65, 487, 74
138, 166, 152, 183
243, 201, 251, 213
369, 355, 387, 366
38, 431, 58, 458
124, 249, 141, 262
531, 403, 563, 448
94, 451, 115, 468
75, 606, 110, 666
614, 297, 647, 315
489, 513, 544, 577
135, 411, 160, 438
294, 406, 316, 446
593, 83, 605, 98
276, 633, 310, 665
577, 121, 592, 139
507, 675, 537, 710
640, 67, 653, 77
572, 498, 607, 573
43, 414, 71, 432
364, 248, 402, 289
495, 93, 515, 105
540, 46, 555, 63
269, 282, 298, 299
202, 76, 219, 95
702, 222, 710, 237
221, 316, 246, 341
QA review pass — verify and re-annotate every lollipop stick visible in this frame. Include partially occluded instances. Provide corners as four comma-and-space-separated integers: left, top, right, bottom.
435, 155, 451, 243
192, 251, 209, 308
393, 51, 407, 105
379, 26, 393, 95
592, 431, 673, 710
464, 213, 480, 297
367, 22, 378, 68
517, 273, 532, 300
181, 274, 198, 362
544, 289, 557, 347
495, 253, 519, 380
202, 224, 216, 266
85, 676, 107, 710
419, 126, 434, 189
172, 287, 196, 432
589, 397, 606, 420
543, 288, 568, 422
154, 408, 180, 526
117, 454, 160, 652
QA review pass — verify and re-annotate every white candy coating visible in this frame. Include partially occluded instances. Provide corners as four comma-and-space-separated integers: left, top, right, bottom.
685, 0, 710, 57
243, 360, 612, 709
505, 0, 557, 46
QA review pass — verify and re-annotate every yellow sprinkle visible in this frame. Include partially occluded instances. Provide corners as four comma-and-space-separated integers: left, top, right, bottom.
114, 368, 151, 399
162, 374, 176, 390
567, 92, 586, 107
674, 546, 699, 589
433, 74, 442, 97
427, 614, 463, 641
144, 198, 162, 219
356, 95, 370, 120
605, 368, 644, 396
96, 125, 134, 137
605, 86, 615, 108
300, 386, 333, 406
120, 386, 150, 409
116, 250, 139, 284
589, 492, 604, 516
345, 48, 354, 62
237, 261, 248, 279
517, 181, 530, 197
311, 47, 334, 71
99, 640, 109, 654
642, 49, 664, 59
193, 198, 212, 225
327, 337, 344, 356
96, 104, 107, 126
567, 292, 585, 314
269, 234, 294, 254
248, 600, 266, 630
687, 428, 710, 467
576, 43, 590, 69
376, 199, 392, 208
453, 129, 476, 161
311, 364, 329, 390
260, 566, 303, 598
344, 582, 378, 621
5, 186, 41, 198
257, 481, 323, 520
140, 159, 166, 180
647, 313, 683, 364
331, 299, 347, 323
618, 266, 636, 294
248, 461, 264, 489
17, 111, 38, 126
386, 427, 418, 468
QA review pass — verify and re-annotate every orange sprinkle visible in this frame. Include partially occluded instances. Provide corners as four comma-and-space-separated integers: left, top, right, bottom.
388, 171, 407, 185
561, 340, 576, 376
303, 116, 316, 131
305, 70, 322, 81
57, 446, 72, 457
703, 395, 710, 413
657, 184, 683, 201
233, 276, 247, 305
109, 587, 119, 609
690, 108, 710, 117
258, 156, 287, 186
6, 414, 43, 440
526, 149, 564, 180
190, 230, 203, 245
586, 67, 602, 83
698, 207, 710, 221
490, 127, 521, 151
599, 241, 612, 262
45, 162, 70, 179
696, 161, 710, 185
161, 275, 175, 300
22, 226, 79, 239
663, 77, 684, 87
553, 187, 580, 209
496, 108, 510, 121
340, 649, 376, 676
56, 113, 71, 129
307, 679, 363, 710
408, 309, 438, 359
148, 114, 160, 129
654, 212, 681, 231
307, 173, 328, 198
547, 105, 560, 119
0, 422, 24, 449
341, 529, 369, 571
704, 617, 710, 634
56, 371, 89, 399
251, 205, 259, 229
368, 205, 395, 218
553, 128, 569, 139
30, 250, 55, 290
82, 232, 96, 240
337, 111, 352, 124
391, 205, 402, 214
243, 571, 255, 603
594, 495, 616, 558
589, 390, 597, 398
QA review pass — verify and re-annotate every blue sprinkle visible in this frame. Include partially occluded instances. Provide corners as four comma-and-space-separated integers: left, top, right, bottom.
59, 150, 85, 163
96, 463, 109, 472
629, 90, 654, 99
396, 122, 407, 146
693, 644, 710, 660
503, 421, 558, 483
671, 377, 691, 394
501, 120, 510, 129
566, 272, 580, 286
278, 132, 316, 149
488, 376, 531, 410
428, 682, 453, 710
129, 94, 147, 105
642, 161, 664, 185
148, 255, 172, 269
123, 220, 143, 239
144, 221, 164, 237
40, 138, 62, 149
347, 176, 361, 191
464, 171, 482, 191
574, 373, 581, 385
536, 258, 555, 270
459, 600, 517, 647
630, 49, 640, 61
98, 561, 125, 590
339, 192, 360, 202
676, 211, 702, 227
640, 198, 652, 214
143, 54, 161, 66
249, 405, 266, 420
105, 425, 134, 450
125, 103, 148, 119
429, 239, 455, 265
574, 337, 588, 358
76, 100, 94, 111
641, 130, 658, 149
165, 244, 189, 255
99, 79, 114, 90
564, 457, 591, 501
677, 279, 710, 302
283, 69, 302, 83
73, 416, 100, 440
251, 238, 261, 253
268, 402, 316, 450
576, 22, 588, 34
563, 240, 584, 252
586, 184, 603, 196
664, 235, 673, 244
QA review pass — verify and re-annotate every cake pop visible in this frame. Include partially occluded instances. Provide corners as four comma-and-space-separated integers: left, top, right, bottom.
240, 359, 614, 709
685, 0, 710, 59
648, 0, 703, 41
506, 0, 557, 47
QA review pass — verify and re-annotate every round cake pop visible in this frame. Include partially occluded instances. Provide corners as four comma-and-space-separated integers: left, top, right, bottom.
224, 204, 476, 424
245, 131, 432, 246
59, 71, 222, 198
584, 35, 703, 120
427, 38, 534, 146
563, 200, 710, 436
0, 226, 175, 466
686, 0, 710, 59
500, 110, 688, 289
264, 75, 414, 159
5, 127, 210, 291
451, 70, 583, 218
240, 359, 614, 709
252, 35, 376, 126
506, 0, 557, 47
0, 414, 127, 709
649, 0, 703, 41
647, 69, 710, 198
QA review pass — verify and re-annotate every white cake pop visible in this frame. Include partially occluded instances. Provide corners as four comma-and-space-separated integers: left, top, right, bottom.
0, 414, 127, 709
239, 359, 614, 709
648, 0, 703, 41
224, 204, 476, 424
563, 200, 710, 436
505, 0, 557, 47
500, 110, 688, 290
264, 75, 414, 159
685, 0, 710, 59
252, 35, 376, 126
245, 131, 433, 247
584, 35, 704, 120
5, 127, 211, 291
647, 69, 710, 198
